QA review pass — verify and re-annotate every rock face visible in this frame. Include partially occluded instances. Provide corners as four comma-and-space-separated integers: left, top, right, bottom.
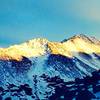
0, 34, 100, 100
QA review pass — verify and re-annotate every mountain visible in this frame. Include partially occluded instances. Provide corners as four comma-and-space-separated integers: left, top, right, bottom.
0, 34, 100, 60
0, 34, 100, 100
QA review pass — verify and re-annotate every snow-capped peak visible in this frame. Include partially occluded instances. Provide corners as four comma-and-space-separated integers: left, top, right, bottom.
0, 34, 100, 61
0, 38, 49, 61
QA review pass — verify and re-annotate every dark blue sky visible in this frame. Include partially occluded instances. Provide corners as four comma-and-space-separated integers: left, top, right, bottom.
0, 0, 100, 47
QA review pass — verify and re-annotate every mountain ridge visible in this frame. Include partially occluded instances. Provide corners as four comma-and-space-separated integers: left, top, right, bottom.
0, 34, 100, 61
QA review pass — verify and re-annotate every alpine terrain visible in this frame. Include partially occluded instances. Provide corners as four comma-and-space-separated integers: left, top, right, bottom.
0, 34, 100, 100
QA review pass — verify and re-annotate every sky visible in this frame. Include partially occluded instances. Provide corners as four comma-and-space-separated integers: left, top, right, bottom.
0, 0, 100, 47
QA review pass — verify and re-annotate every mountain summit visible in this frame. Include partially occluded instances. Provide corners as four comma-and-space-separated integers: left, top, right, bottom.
0, 34, 100, 61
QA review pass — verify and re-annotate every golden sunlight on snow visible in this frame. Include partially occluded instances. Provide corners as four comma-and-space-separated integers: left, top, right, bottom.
0, 35, 100, 61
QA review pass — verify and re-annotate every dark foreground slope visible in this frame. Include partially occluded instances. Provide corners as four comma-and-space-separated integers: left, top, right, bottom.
0, 69, 100, 100
0, 53, 100, 100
